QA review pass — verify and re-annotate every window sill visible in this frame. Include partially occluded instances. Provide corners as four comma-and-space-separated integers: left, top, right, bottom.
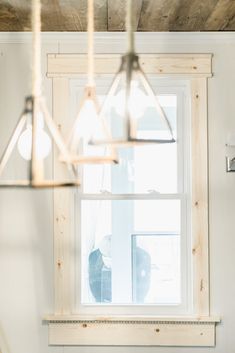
44, 315, 220, 347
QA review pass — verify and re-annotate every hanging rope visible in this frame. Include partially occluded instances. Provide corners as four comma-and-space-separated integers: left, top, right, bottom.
126, 0, 134, 53
32, 0, 42, 97
87, 0, 95, 86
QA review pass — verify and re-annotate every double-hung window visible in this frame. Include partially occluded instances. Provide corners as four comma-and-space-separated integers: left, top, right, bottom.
46, 51, 219, 347
76, 79, 191, 316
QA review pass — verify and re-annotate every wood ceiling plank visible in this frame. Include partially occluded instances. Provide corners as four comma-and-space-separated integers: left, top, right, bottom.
0, 1, 28, 31
138, 0, 178, 31
1, 0, 107, 32
224, 15, 235, 30
1, 0, 235, 32
108, 0, 142, 31
94, 0, 108, 31
204, 0, 235, 30
138, 0, 219, 31
62, 0, 86, 31
41, 0, 65, 31
169, 0, 219, 31
7, 0, 31, 30
55, 0, 107, 32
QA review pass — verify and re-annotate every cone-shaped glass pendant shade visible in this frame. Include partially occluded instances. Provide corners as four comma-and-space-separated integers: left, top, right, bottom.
0, 0, 80, 188
0, 96, 79, 187
91, 53, 175, 147
61, 86, 118, 165
62, 0, 118, 165
91, 0, 175, 147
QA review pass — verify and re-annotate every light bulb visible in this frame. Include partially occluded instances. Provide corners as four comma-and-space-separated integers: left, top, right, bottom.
17, 123, 51, 161
114, 80, 148, 119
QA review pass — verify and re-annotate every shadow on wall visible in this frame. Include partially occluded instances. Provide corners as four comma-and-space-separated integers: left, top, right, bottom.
0, 322, 11, 353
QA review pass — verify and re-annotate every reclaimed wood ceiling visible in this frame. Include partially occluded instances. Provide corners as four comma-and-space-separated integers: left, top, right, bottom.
0, 0, 235, 32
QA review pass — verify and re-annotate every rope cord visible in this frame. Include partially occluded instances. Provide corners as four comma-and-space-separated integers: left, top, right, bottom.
126, 0, 134, 53
32, 0, 42, 97
87, 0, 95, 86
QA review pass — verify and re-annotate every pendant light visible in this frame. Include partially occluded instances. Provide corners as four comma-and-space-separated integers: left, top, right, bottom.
91, 0, 175, 147
61, 0, 118, 165
0, 0, 80, 188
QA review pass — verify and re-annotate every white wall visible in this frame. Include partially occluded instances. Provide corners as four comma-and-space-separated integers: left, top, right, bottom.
0, 32, 234, 353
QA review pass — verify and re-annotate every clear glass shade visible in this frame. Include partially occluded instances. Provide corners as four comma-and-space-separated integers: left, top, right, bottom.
17, 112, 51, 161
63, 87, 118, 165
113, 80, 148, 119
91, 53, 175, 146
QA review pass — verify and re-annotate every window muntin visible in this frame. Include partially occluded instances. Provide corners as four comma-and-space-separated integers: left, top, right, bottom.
75, 79, 191, 316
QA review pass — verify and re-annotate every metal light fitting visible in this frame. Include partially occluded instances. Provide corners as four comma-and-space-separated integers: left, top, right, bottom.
226, 157, 235, 172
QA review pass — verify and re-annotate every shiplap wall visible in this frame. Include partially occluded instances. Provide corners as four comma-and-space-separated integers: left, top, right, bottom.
0, 32, 234, 353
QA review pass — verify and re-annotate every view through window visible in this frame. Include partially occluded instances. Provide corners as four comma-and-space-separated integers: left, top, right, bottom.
75, 80, 191, 314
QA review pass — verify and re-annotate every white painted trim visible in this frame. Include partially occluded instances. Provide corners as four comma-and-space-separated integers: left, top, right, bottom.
0, 32, 235, 44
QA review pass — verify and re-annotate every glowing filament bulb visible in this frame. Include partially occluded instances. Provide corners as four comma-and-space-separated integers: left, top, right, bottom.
17, 112, 51, 161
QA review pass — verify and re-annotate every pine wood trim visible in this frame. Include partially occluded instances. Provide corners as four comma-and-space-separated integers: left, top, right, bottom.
48, 321, 216, 346
191, 78, 209, 316
50, 53, 214, 346
52, 78, 75, 315
47, 54, 212, 78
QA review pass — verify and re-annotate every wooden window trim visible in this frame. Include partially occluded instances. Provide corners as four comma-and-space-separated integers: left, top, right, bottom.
46, 53, 219, 347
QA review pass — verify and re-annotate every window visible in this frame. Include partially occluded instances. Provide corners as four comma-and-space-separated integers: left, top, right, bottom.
75, 81, 191, 316
47, 51, 219, 347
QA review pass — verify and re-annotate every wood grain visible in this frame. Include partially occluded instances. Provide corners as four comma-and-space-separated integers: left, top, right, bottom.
108, 0, 142, 31
43, 0, 107, 32
7, 0, 31, 30
53, 77, 74, 314
169, 0, 219, 31
1, 0, 235, 31
138, 0, 178, 31
0, 1, 23, 31
191, 78, 209, 316
49, 321, 216, 346
47, 53, 212, 78
204, 0, 235, 30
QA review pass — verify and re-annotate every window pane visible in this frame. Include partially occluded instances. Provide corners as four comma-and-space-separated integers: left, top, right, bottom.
82, 94, 178, 194
134, 200, 180, 232
80, 200, 181, 305
132, 234, 180, 304
81, 200, 112, 303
